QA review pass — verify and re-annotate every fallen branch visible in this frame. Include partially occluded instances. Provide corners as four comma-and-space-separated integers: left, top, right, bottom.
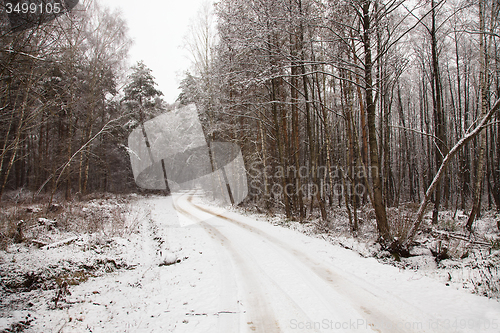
42, 236, 78, 250
405, 97, 500, 246
31, 239, 49, 247
431, 230, 491, 247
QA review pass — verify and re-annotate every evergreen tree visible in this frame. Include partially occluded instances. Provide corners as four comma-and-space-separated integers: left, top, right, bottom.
122, 61, 170, 194
123, 61, 164, 122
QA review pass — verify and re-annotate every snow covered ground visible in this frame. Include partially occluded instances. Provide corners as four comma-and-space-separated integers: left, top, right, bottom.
1, 193, 500, 332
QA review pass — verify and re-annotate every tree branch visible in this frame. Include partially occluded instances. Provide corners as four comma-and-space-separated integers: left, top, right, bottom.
405, 97, 500, 246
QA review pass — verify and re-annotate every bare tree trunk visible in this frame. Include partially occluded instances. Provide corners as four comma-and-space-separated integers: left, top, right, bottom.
259, 120, 271, 211
430, 0, 447, 225
495, 109, 500, 211
271, 77, 291, 218
453, 28, 468, 212
467, 0, 490, 229
362, 1, 391, 242
290, 31, 304, 219
292, 85, 305, 219
311, 64, 328, 222
341, 69, 358, 232
495, 50, 500, 211
397, 84, 412, 202
279, 78, 293, 214
65, 112, 73, 200
352, 39, 369, 205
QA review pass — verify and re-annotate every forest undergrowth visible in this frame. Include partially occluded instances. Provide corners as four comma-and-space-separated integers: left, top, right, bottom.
1, 191, 499, 332
237, 198, 500, 300
0, 191, 146, 332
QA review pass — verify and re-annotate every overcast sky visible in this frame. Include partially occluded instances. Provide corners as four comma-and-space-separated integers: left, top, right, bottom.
96, 0, 209, 103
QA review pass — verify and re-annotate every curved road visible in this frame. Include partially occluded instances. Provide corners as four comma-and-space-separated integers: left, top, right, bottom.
172, 193, 500, 333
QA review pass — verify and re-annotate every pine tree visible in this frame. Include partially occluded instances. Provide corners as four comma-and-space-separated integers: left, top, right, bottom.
123, 61, 163, 118
122, 61, 169, 194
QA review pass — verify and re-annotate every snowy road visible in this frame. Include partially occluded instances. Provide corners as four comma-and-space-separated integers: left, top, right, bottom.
172, 193, 500, 333
29, 193, 500, 332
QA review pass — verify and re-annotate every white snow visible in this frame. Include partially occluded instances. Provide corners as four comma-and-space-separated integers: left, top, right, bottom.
1, 193, 499, 332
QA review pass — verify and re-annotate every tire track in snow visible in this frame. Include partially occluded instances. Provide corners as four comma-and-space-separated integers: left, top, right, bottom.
176, 194, 389, 333
183, 195, 438, 333
173, 194, 284, 333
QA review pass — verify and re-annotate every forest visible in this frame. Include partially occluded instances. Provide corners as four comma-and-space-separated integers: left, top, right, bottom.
1, 0, 500, 251
0, 0, 169, 200
178, 0, 500, 248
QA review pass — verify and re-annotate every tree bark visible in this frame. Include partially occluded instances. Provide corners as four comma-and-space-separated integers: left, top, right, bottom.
362, 1, 391, 242
467, 0, 489, 229
430, 0, 447, 225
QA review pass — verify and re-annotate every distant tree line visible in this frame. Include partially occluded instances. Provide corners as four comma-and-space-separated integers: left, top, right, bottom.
0, 0, 165, 201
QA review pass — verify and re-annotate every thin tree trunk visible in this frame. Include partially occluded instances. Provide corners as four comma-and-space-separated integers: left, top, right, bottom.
259, 120, 271, 211
362, 1, 391, 242
430, 0, 447, 225
352, 39, 369, 205
467, 0, 488, 230
271, 77, 291, 218
341, 69, 358, 232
